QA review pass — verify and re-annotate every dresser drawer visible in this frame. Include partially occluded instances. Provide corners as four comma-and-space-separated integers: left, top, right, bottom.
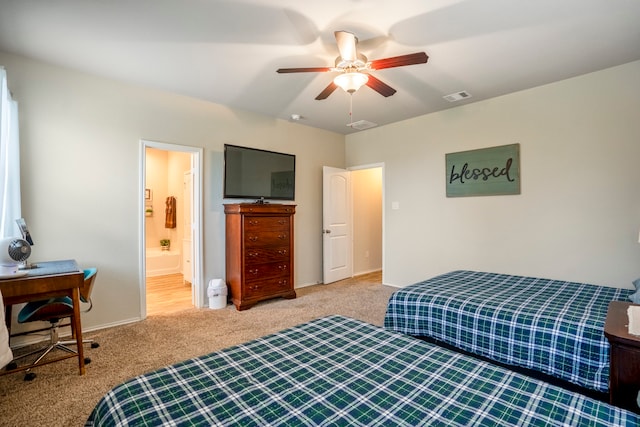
244, 277, 291, 298
244, 216, 289, 231
244, 230, 289, 247
246, 247, 290, 263
245, 261, 290, 281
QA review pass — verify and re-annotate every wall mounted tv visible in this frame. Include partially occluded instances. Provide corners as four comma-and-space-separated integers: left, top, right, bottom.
223, 144, 296, 201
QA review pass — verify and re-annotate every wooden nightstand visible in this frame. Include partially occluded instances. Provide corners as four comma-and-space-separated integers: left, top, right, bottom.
604, 300, 640, 414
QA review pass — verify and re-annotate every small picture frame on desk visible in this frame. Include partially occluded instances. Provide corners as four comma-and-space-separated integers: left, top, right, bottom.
15, 218, 34, 245
145, 188, 152, 202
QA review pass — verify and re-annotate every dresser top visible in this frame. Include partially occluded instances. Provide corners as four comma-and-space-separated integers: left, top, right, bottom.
224, 203, 296, 214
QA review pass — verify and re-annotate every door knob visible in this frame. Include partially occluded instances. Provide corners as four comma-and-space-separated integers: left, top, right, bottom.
323, 229, 331, 234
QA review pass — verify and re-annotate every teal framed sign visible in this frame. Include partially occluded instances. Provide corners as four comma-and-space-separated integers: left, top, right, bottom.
446, 143, 520, 197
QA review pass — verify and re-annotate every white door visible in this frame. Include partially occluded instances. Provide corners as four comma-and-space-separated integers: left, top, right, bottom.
322, 166, 353, 284
182, 171, 193, 286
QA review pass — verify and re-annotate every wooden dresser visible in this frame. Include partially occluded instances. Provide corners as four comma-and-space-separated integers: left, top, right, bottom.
224, 203, 296, 310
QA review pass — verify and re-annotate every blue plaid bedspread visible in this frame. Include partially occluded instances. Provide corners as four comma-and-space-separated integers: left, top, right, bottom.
86, 315, 638, 426
384, 270, 633, 393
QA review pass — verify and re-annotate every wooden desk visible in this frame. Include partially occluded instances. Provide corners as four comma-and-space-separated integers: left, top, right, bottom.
604, 300, 640, 414
0, 260, 86, 376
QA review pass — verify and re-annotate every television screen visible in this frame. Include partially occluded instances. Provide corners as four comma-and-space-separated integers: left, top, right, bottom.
223, 144, 295, 201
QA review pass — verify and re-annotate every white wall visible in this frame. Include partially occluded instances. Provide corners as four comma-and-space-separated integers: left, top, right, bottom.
346, 61, 640, 289
0, 51, 345, 332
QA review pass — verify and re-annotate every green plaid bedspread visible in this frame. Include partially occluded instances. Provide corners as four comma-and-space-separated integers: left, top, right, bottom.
86, 315, 638, 426
384, 270, 632, 393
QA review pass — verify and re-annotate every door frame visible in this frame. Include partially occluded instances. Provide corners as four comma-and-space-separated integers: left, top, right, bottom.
182, 170, 194, 285
139, 139, 204, 318
322, 162, 385, 285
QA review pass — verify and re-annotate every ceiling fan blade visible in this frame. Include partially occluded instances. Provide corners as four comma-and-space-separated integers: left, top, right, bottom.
315, 82, 338, 100
335, 30, 357, 62
277, 67, 332, 73
366, 75, 397, 97
369, 52, 428, 70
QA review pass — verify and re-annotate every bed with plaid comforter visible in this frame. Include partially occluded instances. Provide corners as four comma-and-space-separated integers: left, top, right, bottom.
384, 270, 633, 394
86, 315, 638, 426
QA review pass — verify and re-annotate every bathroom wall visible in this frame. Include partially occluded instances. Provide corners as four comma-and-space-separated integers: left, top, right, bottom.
145, 147, 190, 254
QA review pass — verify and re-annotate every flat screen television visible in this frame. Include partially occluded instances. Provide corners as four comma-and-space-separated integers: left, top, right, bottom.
223, 144, 296, 201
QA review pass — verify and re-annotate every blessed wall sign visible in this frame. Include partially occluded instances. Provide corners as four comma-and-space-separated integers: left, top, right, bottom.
445, 143, 520, 197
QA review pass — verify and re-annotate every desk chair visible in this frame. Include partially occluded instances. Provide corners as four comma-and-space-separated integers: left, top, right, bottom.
12, 268, 99, 380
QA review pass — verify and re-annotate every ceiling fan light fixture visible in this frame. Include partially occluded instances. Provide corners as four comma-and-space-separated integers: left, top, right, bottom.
334, 72, 369, 93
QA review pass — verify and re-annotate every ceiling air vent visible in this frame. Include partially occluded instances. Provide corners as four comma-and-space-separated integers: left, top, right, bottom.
348, 120, 378, 131
443, 91, 472, 102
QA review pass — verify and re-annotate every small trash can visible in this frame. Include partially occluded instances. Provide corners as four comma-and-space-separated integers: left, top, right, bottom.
207, 279, 228, 309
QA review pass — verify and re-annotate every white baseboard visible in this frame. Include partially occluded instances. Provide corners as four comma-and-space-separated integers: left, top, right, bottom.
10, 317, 142, 350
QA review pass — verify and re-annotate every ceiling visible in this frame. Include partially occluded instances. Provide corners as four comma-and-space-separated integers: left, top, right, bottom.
0, 0, 639, 135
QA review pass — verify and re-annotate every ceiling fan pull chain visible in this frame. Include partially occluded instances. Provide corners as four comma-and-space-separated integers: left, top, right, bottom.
349, 93, 353, 127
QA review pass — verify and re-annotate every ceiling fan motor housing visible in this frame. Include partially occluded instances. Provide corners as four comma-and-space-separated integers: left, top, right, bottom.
334, 53, 368, 70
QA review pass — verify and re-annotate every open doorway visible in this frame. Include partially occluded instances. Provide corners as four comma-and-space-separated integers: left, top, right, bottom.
323, 163, 384, 284
351, 166, 383, 278
140, 140, 203, 318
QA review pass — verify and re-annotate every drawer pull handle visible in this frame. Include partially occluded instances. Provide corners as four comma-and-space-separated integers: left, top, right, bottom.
278, 234, 286, 240
248, 236, 259, 242
278, 265, 287, 271
278, 249, 287, 255
249, 269, 259, 275
249, 220, 259, 225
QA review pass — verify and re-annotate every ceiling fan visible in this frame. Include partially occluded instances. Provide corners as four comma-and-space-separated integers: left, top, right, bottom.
277, 30, 428, 100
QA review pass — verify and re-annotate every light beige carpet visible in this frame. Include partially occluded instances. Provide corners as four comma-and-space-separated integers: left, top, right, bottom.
0, 272, 394, 427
